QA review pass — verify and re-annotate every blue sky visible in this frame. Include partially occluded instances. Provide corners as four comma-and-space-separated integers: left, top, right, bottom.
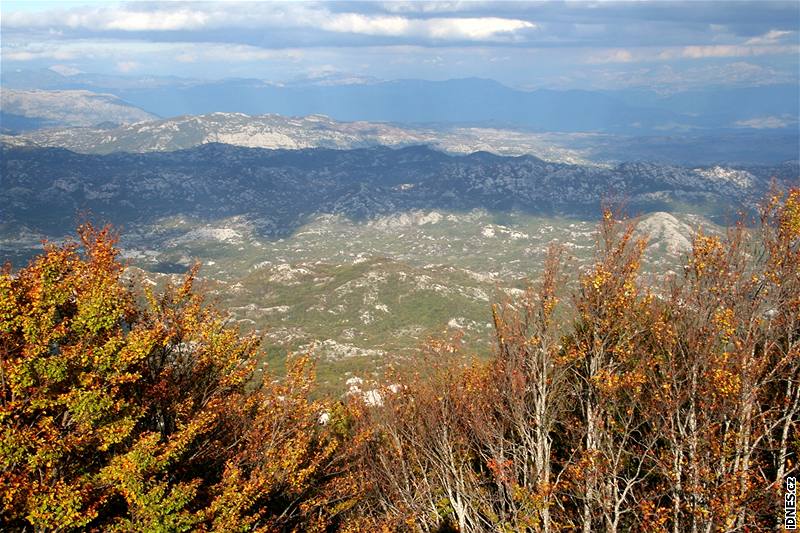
2, 1, 798, 91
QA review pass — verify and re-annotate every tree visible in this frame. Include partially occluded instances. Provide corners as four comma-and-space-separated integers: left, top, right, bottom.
349, 188, 800, 531
0, 224, 359, 531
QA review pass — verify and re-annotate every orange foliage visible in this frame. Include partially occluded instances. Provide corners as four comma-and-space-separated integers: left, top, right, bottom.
2, 188, 798, 532
0, 224, 360, 531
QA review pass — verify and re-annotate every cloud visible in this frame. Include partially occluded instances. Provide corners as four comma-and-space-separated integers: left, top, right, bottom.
319, 13, 535, 41
583, 41, 799, 66
2, 39, 304, 65
321, 14, 410, 36
3, 1, 797, 53
4, 5, 216, 31
734, 115, 795, 129
679, 44, 798, 58
586, 49, 634, 64
3, 48, 77, 61
376, 2, 492, 15
3, 4, 535, 42
105, 9, 211, 32
194, 44, 304, 63
116, 61, 139, 73
175, 52, 198, 64
745, 29, 794, 45
1, 1, 797, 91
579, 61, 796, 92
422, 17, 535, 40
48, 64, 82, 76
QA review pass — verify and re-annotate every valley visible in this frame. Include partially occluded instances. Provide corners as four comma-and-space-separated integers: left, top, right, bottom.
4, 133, 780, 392
1, 92, 797, 394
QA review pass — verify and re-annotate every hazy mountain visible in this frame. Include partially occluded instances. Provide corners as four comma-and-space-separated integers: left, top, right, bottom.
1, 68, 194, 91
102, 78, 696, 133
0, 89, 157, 131
4, 69, 797, 134
0, 112, 52, 133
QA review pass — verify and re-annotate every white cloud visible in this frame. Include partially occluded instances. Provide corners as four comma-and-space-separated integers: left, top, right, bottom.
186, 44, 304, 62
48, 64, 82, 76
578, 61, 795, 92
3, 48, 77, 61
321, 14, 411, 36
116, 61, 139, 73
586, 49, 634, 64
175, 53, 198, 63
423, 17, 535, 40
6, 6, 216, 31
4, 4, 535, 43
745, 29, 793, 45
378, 2, 491, 15
320, 13, 537, 41
105, 9, 211, 32
582, 41, 798, 66
734, 115, 795, 129
2, 2, 796, 90
2, 39, 304, 65
679, 44, 798, 59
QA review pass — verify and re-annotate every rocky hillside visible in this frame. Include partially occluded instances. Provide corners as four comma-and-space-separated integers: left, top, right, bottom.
3, 142, 788, 238
6, 112, 589, 163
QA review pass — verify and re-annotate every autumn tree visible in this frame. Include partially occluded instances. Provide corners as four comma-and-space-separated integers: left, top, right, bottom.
646, 189, 800, 532
351, 248, 570, 532
0, 224, 359, 532
351, 335, 484, 532
350, 188, 799, 532
476, 245, 569, 532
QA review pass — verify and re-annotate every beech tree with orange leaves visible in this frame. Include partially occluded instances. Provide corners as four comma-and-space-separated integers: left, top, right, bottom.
0, 225, 360, 532
348, 188, 799, 532
645, 190, 800, 532
560, 210, 661, 532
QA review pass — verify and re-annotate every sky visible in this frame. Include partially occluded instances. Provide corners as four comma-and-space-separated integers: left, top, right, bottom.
2, 1, 799, 91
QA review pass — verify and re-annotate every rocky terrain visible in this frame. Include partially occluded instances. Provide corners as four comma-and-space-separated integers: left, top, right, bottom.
3, 206, 705, 392
4, 112, 591, 164
3, 136, 788, 390
6, 110, 798, 165
3, 142, 788, 238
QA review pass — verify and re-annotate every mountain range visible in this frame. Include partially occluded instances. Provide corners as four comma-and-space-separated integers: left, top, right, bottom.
4, 111, 797, 166
3, 69, 798, 134
1, 112, 588, 163
3, 141, 794, 238
1, 70, 797, 380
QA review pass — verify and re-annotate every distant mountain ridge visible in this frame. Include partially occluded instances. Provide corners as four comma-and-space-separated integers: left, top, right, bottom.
3, 142, 793, 237
0, 89, 157, 132
7, 111, 798, 166
3, 69, 797, 134
8, 113, 432, 153
4, 112, 590, 164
